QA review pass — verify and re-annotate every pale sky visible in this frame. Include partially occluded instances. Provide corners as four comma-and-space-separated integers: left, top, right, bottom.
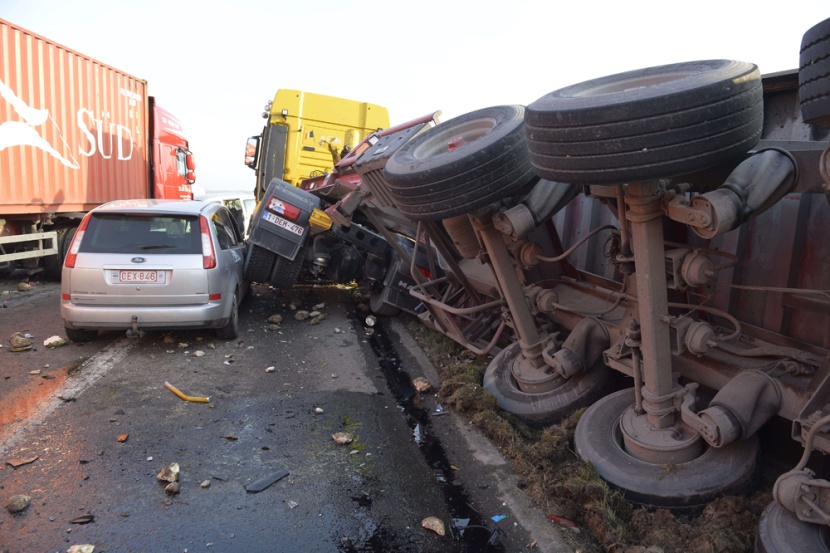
2, 0, 826, 194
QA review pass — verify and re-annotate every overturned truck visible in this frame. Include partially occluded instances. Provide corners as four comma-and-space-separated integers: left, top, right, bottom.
247, 18, 830, 552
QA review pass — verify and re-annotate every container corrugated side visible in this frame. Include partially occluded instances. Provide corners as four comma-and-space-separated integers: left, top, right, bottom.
0, 18, 149, 214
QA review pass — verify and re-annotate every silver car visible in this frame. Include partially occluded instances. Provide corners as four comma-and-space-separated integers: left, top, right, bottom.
61, 199, 248, 341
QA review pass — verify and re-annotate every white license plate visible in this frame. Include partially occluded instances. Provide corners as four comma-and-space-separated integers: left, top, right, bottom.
263, 211, 305, 236
112, 270, 166, 284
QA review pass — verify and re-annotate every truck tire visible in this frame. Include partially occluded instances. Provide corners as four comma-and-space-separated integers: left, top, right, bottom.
269, 249, 304, 290
755, 501, 830, 553
383, 105, 537, 220
369, 288, 401, 317
525, 60, 764, 185
574, 388, 759, 512
43, 227, 77, 281
245, 244, 275, 283
799, 17, 830, 127
482, 342, 614, 427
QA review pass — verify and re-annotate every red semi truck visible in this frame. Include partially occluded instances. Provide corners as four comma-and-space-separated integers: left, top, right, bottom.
0, 18, 196, 279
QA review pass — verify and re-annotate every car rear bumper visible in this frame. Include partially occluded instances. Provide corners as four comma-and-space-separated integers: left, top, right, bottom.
61, 301, 230, 330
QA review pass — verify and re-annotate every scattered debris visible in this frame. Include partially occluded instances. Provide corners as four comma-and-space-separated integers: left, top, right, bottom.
207, 343, 216, 350
309, 310, 321, 318
309, 314, 324, 325
331, 432, 354, 445
334, 328, 343, 334
268, 324, 281, 331
294, 310, 309, 321
244, 469, 289, 493
157, 462, 180, 483
18, 282, 32, 292
165, 482, 180, 495
200, 480, 211, 489
28, 369, 41, 375
421, 516, 446, 536
546, 514, 580, 533
67, 545, 95, 553
162, 335, 176, 344
178, 342, 189, 348
164, 381, 210, 403
6, 455, 38, 468
265, 366, 276, 373
223, 434, 238, 441
313, 303, 326, 310
193, 350, 206, 357
6, 494, 31, 513
286, 500, 299, 509
365, 315, 377, 327
116, 434, 129, 443
69, 515, 95, 524
491, 514, 507, 523
43, 335, 68, 348
314, 407, 324, 414
268, 314, 283, 324
412, 377, 432, 393
8, 331, 33, 351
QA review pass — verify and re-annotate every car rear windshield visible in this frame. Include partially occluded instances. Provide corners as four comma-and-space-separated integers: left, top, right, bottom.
81, 213, 201, 254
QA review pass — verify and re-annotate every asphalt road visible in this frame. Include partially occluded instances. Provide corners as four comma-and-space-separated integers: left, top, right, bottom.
0, 274, 573, 553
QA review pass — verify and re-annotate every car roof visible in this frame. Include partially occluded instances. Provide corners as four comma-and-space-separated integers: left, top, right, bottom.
92, 199, 217, 215
194, 192, 255, 202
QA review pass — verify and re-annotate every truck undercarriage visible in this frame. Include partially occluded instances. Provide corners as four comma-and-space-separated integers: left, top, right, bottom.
245, 18, 830, 552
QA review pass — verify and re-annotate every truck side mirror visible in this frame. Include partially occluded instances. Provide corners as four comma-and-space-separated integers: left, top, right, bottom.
245, 136, 260, 169
186, 152, 196, 171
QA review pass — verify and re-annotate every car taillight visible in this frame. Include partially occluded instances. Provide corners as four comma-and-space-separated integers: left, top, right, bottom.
266, 196, 301, 221
64, 213, 92, 268
200, 215, 216, 269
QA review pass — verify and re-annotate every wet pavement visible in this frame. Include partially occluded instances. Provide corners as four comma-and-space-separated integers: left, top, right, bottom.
0, 275, 571, 552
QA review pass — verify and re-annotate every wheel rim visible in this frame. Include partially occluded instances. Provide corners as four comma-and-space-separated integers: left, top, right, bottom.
575, 388, 759, 510
411, 117, 497, 159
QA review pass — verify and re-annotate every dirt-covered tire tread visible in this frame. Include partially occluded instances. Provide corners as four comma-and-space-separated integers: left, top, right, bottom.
245, 244, 276, 283
525, 60, 763, 184
799, 17, 830, 127
269, 249, 304, 290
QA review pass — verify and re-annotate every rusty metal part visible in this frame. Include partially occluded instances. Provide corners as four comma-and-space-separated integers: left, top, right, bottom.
441, 214, 479, 259
626, 181, 677, 429
620, 401, 705, 464
541, 317, 610, 379
774, 412, 830, 525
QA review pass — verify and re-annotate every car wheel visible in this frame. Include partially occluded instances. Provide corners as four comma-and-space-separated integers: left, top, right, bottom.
269, 249, 304, 290
574, 388, 759, 512
482, 342, 615, 427
65, 327, 97, 343
245, 244, 276, 283
368, 287, 401, 317
755, 501, 830, 553
383, 105, 537, 221
525, 60, 764, 185
799, 17, 830, 127
43, 226, 77, 281
216, 292, 239, 340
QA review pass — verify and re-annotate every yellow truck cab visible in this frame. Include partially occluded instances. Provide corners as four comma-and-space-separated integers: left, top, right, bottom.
245, 89, 390, 198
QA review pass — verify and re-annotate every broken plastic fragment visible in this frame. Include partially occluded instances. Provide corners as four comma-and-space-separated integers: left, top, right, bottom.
116, 433, 129, 443
67, 546, 94, 553
287, 500, 299, 509
164, 381, 210, 403
491, 514, 507, 523
69, 515, 95, 524
245, 469, 289, 493
546, 514, 580, 532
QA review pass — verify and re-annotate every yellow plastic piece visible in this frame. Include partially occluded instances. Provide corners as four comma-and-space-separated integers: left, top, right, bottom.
309, 208, 333, 233
164, 381, 210, 403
